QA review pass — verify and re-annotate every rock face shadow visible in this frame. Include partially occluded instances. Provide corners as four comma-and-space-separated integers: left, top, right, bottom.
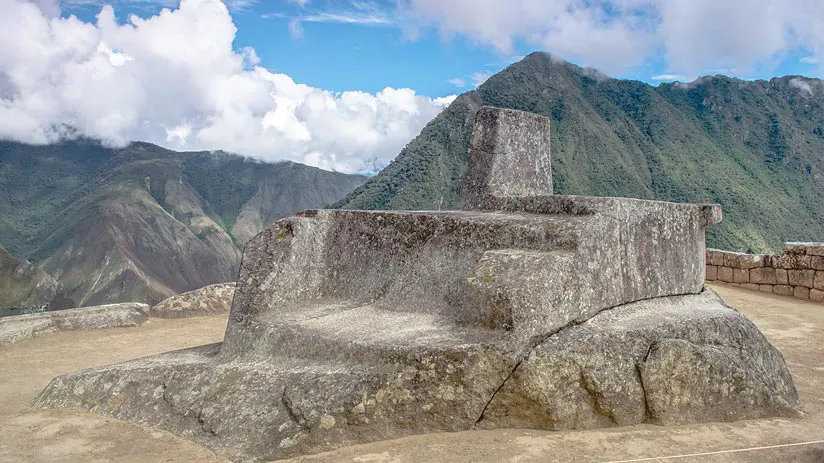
35, 106, 799, 461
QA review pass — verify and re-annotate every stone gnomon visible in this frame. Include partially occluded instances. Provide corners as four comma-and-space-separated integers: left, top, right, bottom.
36, 107, 799, 461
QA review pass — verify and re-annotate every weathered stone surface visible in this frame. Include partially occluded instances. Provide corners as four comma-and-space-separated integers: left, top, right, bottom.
706, 250, 725, 267
776, 268, 789, 285
794, 286, 810, 300
460, 107, 552, 210
809, 247, 824, 256
150, 283, 235, 318
750, 267, 777, 285
759, 285, 774, 293
34, 106, 798, 462
816, 271, 824, 291
705, 265, 718, 281
810, 289, 824, 303
788, 269, 816, 288
722, 252, 765, 269
812, 256, 824, 270
772, 253, 812, 270
478, 291, 798, 429
742, 283, 760, 291
718, 267, 734, 283
0, 303, 148, 344
784, 242, 824, 256
733, 268, 750, 284
774, 285, 794, 296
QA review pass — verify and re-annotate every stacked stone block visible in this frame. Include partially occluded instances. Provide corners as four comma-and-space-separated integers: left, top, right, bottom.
706, 242, 824, 303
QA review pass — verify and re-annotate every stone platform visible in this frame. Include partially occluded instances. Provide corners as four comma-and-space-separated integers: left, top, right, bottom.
0, 302, 148, 344
35, 107, 799, 461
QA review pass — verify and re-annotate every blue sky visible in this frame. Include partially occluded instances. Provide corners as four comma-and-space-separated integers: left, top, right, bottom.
2, 0, 824, 172
62, 0, 518, 97
60, 0, 823, 96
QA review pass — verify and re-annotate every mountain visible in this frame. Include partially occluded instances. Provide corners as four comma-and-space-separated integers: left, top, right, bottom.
335, 52, 824, 253
0, 244, 72, 316
0, 141, 366, 306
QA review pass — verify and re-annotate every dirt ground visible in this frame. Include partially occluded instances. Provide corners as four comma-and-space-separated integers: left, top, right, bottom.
1, 284, 823, 462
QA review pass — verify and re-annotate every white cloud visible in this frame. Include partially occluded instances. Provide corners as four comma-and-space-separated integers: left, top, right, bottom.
287, 17, 303, 38
433, 95, 457, 106
652, 74, 686, 81
447, 78, 465, 88
398, 0, 824, 78
801, 55, 819, 64
281, 0, 395, 39
399, 0, 654, 75
790, 77, 815, 95
0, 0, 454, 174
471, 71, 492, 88
656, 0, 792, 77
61, 0, 255, 12
31, 0, 59, 16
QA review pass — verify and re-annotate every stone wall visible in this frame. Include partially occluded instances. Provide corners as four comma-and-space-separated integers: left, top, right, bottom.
706, 242, 824, 303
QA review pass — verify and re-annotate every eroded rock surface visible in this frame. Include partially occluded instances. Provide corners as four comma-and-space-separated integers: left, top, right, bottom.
479, 290, 798, 429
35, 107, 798, 461
0, 303, 148, 344
150, 283, 235, 318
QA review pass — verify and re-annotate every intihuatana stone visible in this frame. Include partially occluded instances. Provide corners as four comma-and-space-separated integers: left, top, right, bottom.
460, 107, 552, 210
36, 107, 798, 462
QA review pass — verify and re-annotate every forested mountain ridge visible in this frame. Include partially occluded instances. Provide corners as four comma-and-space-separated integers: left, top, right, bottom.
335, 52, 824, 253
0, 244, 73, 316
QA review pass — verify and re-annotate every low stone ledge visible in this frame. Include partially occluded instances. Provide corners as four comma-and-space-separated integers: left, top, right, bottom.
706, 243, 824, 304
150, 283, 235, 318
0, 303, 149, 344
784, 242, 824, 256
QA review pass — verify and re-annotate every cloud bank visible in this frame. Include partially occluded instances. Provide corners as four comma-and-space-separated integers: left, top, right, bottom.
0, 0, 455, 173
399, 0, 824, 78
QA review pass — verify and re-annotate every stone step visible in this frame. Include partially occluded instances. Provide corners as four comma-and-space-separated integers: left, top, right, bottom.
227, 302, 514, 366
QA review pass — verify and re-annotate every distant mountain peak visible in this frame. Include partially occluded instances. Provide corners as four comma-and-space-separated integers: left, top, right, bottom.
336, 53, 824, 253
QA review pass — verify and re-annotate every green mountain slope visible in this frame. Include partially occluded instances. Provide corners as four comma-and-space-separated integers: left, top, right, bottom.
1, 141, 366, 306
335, 53, 824, 253
0, 244, 73, 316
